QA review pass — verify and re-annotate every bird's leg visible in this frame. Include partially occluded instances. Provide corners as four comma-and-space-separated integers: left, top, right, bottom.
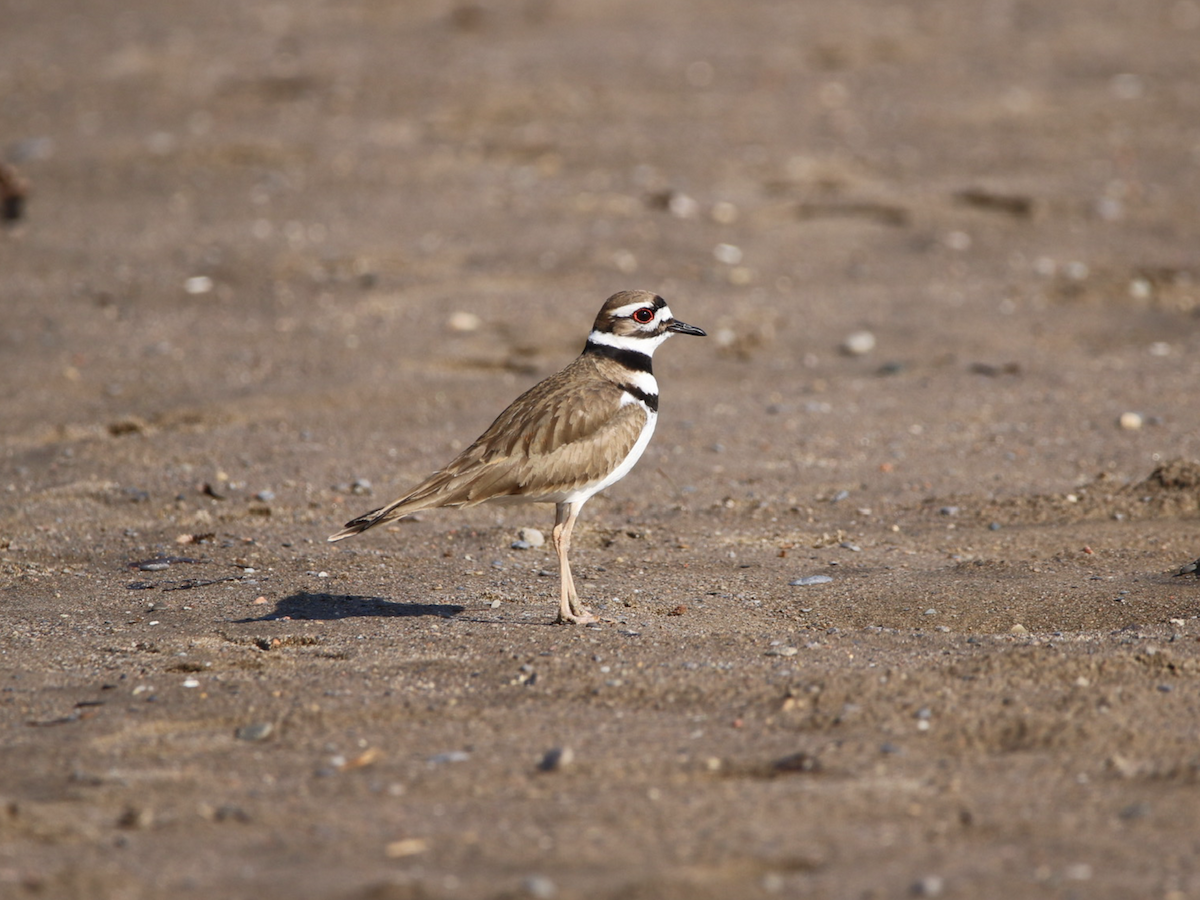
553, 500, 595, 624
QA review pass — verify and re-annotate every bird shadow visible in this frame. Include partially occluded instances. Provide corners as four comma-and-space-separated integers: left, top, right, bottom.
233, 591, 466, 623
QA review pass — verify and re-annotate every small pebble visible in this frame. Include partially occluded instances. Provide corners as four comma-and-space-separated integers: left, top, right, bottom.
912, 875, 944, 897
713, 243, 743, 265
538, 747, 574, 772
182, 678, 200, 688
384, 838, 428, 858
255, 490, 275, 502
350, 478, 372, 495
1119, 411, 1144, 430
841, 330, 876, 356
939, 506, 959, 517
1010, 623, 1028, 635
522, 875, 558, 899
448, 311, 482, 332
924, 609, 937, 616
511, 540, 532, 550
667, 192, 699, 218
429, 750, 470, 765
183, 275, 213, 295
517, 527, 545, 547
235, 722, 274, 742
790, 575, 832, 586
766, 646, 799, 657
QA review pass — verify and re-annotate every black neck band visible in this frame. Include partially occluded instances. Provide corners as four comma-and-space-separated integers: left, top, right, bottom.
622, 383, 660, 413
584, 340, 654, 374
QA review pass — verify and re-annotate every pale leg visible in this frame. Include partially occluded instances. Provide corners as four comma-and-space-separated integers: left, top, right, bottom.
553, 500, 596, 624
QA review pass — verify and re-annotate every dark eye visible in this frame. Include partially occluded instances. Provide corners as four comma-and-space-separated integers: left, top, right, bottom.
632, 307, 655, 324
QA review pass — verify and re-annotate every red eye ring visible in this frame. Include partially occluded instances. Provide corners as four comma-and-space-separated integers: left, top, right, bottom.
632, 307, 655, 324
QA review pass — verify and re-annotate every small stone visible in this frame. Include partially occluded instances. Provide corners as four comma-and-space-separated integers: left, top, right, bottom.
448, 311, 482, 332
924, 609, 937, 616
538, 747, 574, 772
429, 750, 470, 765
511, 540, 532, 550
1119, 411, 1144, 430
713, 243, 743, 265
667, 192, 699, 219
790, 575, 833, 586
841, 330, 876, 356
939, 506, 959, 516
912, 875, 944, 896
183, 275, 213, 295
522, 875, 558, 899
384, 838, 429, 858
255, 490, 275, 502
235, 722, 274, 742
1010, 624, 1028, 635
182, 678, 200, 688
517, 527, 545, 547
766, 646, 799, 657
350, 478, 372, 495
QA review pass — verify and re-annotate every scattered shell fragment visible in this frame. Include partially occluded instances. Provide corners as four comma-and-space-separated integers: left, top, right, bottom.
790, 575, 833, 586
385, 838, 429, 858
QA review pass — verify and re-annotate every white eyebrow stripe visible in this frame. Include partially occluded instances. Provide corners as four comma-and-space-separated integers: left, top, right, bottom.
609, 300, 673, 321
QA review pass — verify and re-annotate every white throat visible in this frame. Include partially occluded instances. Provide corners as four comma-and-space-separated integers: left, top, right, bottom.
586, 328, 671, 356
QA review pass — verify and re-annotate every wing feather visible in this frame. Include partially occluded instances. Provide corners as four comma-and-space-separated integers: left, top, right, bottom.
328, 357, 649, 539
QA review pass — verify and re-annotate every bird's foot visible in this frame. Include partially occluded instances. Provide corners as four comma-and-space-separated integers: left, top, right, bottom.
555, 606, 600, 625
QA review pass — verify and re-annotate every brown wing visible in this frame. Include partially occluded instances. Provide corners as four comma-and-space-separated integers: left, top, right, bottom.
328, 357, 647, 539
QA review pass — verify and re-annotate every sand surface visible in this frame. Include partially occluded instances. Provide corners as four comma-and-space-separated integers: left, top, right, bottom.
3, 1, 1200, 897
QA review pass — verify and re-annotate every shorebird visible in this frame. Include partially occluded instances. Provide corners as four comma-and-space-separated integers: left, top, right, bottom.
328, 290, 706, 623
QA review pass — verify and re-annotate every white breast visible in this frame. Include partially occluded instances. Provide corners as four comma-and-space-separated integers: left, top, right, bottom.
561, 408, 658, 505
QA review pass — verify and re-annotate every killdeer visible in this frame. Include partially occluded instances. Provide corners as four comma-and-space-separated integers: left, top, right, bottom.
328, 290, 706, 624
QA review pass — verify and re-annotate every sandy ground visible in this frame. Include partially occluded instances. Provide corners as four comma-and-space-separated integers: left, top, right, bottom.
3, 0, 1200, 897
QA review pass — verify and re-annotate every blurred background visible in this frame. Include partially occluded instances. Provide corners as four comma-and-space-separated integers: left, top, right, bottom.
3, 0, 1199, 511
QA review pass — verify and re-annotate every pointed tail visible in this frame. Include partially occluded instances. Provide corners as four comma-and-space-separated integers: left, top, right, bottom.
327, 505, 393, 542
